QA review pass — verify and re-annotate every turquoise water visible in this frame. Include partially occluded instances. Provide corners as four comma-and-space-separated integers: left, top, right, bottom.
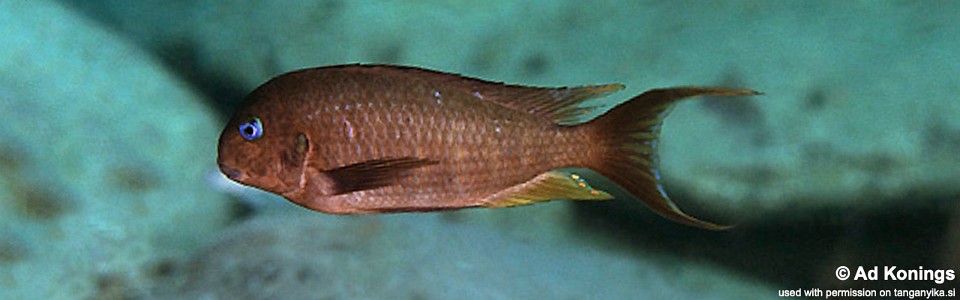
2, 1, 958, 299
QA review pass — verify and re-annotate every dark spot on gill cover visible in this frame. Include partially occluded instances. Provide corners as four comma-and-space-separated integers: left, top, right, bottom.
281, 134, 308, 169
280, 150, 300, 170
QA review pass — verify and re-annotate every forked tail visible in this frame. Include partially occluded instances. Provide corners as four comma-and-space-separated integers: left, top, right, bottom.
589, 87, 760, 230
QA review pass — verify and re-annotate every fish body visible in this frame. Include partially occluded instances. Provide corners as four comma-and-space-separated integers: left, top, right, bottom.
217, 64, 757, 230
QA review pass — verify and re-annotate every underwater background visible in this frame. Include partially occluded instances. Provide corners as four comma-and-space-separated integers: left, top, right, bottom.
2, 1, 959, 299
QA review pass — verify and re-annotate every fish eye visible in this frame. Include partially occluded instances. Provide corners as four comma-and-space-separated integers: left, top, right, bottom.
239, 117, 263, 141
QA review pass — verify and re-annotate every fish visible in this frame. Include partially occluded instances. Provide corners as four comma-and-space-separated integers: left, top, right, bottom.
216, 64, 759, 230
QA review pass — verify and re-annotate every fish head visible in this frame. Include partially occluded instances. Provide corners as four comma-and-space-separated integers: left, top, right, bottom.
217, 90, 309, 197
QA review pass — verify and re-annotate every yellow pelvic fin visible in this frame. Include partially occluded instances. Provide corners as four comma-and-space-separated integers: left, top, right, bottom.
481, 171, 613, 208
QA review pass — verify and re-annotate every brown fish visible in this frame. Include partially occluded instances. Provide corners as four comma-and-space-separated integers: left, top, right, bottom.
217, 64, 758, 230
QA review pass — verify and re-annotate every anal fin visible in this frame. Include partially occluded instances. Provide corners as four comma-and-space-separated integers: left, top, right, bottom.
481, 171, 613, 208
326, 157, 438, 195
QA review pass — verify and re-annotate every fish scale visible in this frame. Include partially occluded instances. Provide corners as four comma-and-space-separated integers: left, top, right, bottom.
312, 81, 589, 209
217, 64, 759, 230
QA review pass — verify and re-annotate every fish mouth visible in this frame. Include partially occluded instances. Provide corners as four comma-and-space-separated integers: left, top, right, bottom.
219, 164, 244, 182
217, 152, 245, 182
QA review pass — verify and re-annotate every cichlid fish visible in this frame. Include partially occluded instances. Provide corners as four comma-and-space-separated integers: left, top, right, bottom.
217, 64, 758, 230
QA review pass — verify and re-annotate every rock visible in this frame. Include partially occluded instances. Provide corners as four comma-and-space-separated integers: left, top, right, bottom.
60, 1, 960, 223
155, 211, 774, 299
0, 1, 230, 299
33, 1, 960, 296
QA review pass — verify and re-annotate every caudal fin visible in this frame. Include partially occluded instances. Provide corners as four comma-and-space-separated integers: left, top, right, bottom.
589, 87, 760, 230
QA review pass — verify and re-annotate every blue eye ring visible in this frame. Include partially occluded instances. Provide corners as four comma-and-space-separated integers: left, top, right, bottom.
239, 117, 263, 141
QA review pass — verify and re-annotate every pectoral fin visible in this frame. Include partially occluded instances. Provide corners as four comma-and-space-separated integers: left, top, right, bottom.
481, 171, 613, 208
325, 157, 438, 195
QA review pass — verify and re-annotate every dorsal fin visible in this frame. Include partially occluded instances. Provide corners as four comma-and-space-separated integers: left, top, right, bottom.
477, 83, 625, 125
480, 171, 613, 208
319, 64, 625, 125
